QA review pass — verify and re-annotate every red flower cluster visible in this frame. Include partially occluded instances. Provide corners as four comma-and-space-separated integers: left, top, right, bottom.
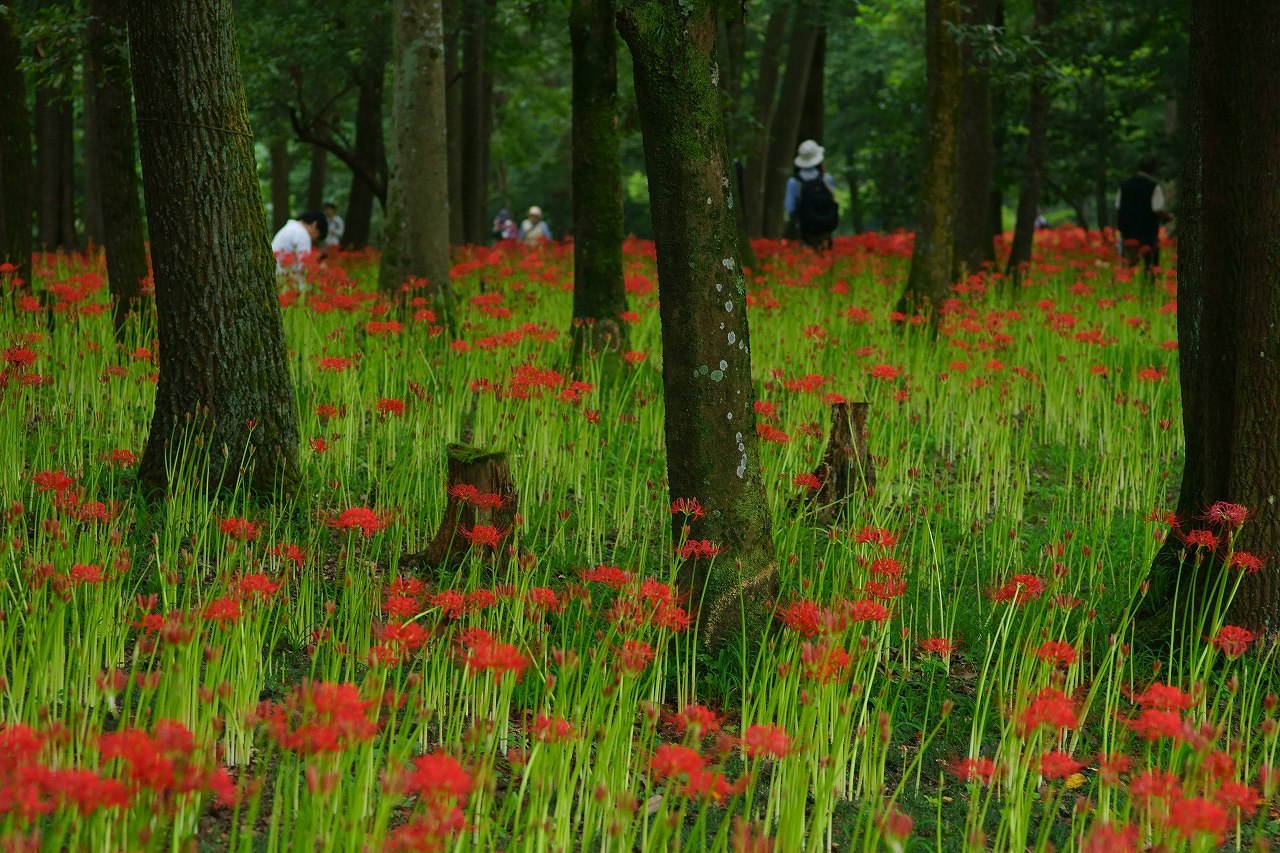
327, 506, 388, 537
258, 681, 381, 754
649, 744, 747, 803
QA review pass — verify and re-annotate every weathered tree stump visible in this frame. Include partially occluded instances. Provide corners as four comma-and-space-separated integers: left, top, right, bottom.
806, 401, 876, 524
403, 443, 519, 572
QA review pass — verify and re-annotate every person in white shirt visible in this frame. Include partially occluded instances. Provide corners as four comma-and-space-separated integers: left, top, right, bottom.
323, 202, 345, 248
271, 211, 327, 275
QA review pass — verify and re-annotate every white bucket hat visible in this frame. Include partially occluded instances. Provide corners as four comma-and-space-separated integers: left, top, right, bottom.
527, 205, 543, 218
794, 139, 825, 169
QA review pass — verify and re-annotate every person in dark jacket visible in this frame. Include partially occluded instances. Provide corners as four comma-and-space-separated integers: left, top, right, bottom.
1115, 155, 1173, 274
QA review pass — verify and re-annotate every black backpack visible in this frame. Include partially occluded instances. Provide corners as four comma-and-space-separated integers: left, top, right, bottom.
797, 174, 839, 233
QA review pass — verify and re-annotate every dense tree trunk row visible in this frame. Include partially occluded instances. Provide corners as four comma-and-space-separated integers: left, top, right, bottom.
0, 6, 33, 288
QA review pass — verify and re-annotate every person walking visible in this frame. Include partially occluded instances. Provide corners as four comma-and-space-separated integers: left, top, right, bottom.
785, 139, 839, 251
520, 206, 552, 245
271, 210, 327, 275
1115, 155, 1173, 274
322, 202, 345, 248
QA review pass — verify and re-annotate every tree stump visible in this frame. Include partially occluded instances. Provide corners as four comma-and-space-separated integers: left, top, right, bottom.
403, 443, 519, 572
806, 401, 876, 524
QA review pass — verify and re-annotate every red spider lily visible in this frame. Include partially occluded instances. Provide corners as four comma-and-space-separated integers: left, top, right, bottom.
1202, 501, 1248, 529
623, 350, 648, 364
670, 497, 705, 519
236, 574, 280, 601
386, 753, 471, 851
1180, 528, 1219, 550
879, 807, 913, 843
32, 469, 75, 494
202, 597, 242, 627
460, 632, 528, 682
1127, 708, 1190, 743
530, 714, 578, 743
69, 563, 104, 584
867, 363, 901, 381
678, 539, 722, 560
1210, 625, 1254, 658
674, 704, 721, 738
460, 524, 503, 548
317, 356, 353, 372
741, 724, 790, 759
988, 573, 1046, 605
1166, 795, 1228, 840
1040, 750, 1086, 780
948, 756, 997, 785
365, 319, 402, 336
918, 636, 956, 659
793, 472, 822, 490
798, 641, 851, 684
1033, 639, 1078, 666
1132, 682, 1194, 711
1080, 821, 1139, 853
616, 640, 654, 674
756, 423, 791, 444
526, 587, 562, 613
864, 577, 907, 600
855, 526, 899, 549
385, 593, 422, 621
1018, 687, 1079, 733
581, 564, 631, 588
753, 400, 777, 419
387, 577, 426, 599
98, 720, 233, 804
309, 437, 330, 453
218, 516, 262, 542
867, 556, 903, 576
102, 448, 136, 467
776, 600, 826, 637
270, 543, 307, 568
327, 506, 388, 537
1230, 551, 1264, 573
1097, 751, 1134, 785
1215, 780, 1259, 817
845, 599, 890, 623
370, 621, 429, 665
376, 397, 406, 417
258, 681, 381, 754
2, 345, 38, 369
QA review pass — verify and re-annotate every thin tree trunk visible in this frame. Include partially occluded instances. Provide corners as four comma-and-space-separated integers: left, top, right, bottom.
128, 0, 299, 493
36, 85, 73, 250
618, 0, 778, 648
307, 143, 327, 210
460, 0, 494, 244
270, 137, 291, 230
380, 0, 454, 327
742, 11, 785, 238
88, 0, 149, 339
847, 169, 863, 234
988, 0, 1006, 244
1094, 161, 1110, 235
761, 1, 822, 239
0, 6, 34, 288
344, 60, 386, 249
796, 27, 825, 146
82, 58, 105, 249
444, 0, 464, 245
897, 0, 962, 316
1005, 0, 1054, 280
952, 0, 995, 274
570, 0, 627, 360
58, 99, 75, 250
1151, 0, 1280, 632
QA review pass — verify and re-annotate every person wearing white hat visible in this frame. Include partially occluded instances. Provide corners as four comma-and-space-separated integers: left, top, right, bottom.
520, 205, 552, 245
785, 139, 839, 250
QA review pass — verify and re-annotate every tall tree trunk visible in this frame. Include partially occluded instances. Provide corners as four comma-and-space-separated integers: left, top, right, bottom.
460, 0, 494, 244
618, 0, 778, 648
570, 0, 627, 360
847, 168, 863, 234
307, 143, 327, 210
897, 0, 962, 316
380, 0, 454, 327
128, 0, 299, 493
87, 0, 149, 339
1151, 0, 1280, 632
741, 11, 786, 238
717, 12, 755, 268
988, 0, 1006, 244
36, 84, 76, 251
796, 27, 825, 146
0, 6, 34, 289
270, 137, 291, 230
952, 0, 995, 274
82, 59, 105, 249
1004, 0, 1054, 280
761, 1, 822, 239
344, 58, 386, 250
444, 0, 464, 245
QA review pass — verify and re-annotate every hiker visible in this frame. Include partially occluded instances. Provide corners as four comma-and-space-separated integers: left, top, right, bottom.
1115, 155, 1173, 273
271, 210, 327, 275
785, 139, 839, 251
520, 206, 552, 245
323, 202, 345, 248
492, 208, 518, 243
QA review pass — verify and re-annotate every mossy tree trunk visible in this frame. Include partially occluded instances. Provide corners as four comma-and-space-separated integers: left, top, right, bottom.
0, 6, 34, 290
898, 0, 962, 316
128, 0, 299, 494
380, 0, 454, 326
87, 0, 149, 340
1004, 0, 1054, 281
569, 0, 628, 361
1150, 0, 1280, 632
618, 0, 778, 648
952, 0, 995, 275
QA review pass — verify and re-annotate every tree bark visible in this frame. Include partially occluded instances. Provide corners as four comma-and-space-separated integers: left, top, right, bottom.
87, 0, 149, 339
796, 27, 825, 147
460, 0, 494, 244
1151, 0, 1280, 632
952, 0, 995, 274
570, 0, 628, 360
405, 444, 520, 572
380, 0, 454, 325
618, 1, 778, 648
1004, 0, 1054, 280
741, 11, 786, 238
82, 59, 105, 249
128, 0, 299, 494
307, 143, 327, 210
343, 62, 386, 249
897, 0, 962, 316
0, 6, 34, 289
761, 1, 822, 239
444, 0, 464, 246
804, 402, 875, 525
36, 83, 76, 251
270, 137, 291, 230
